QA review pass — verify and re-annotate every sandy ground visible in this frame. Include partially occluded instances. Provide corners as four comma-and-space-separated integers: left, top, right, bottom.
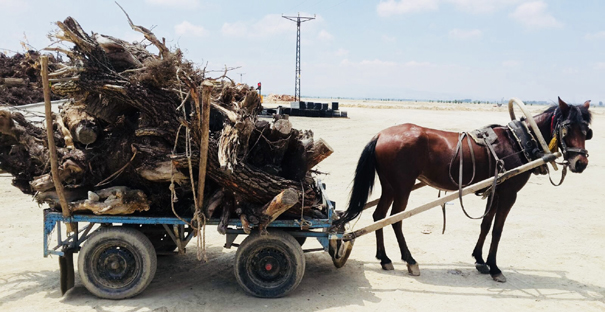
1, 101, 604, 311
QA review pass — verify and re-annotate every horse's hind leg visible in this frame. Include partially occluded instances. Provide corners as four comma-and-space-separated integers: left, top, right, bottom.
472, 194, 498, 274
391, 188, 419, 276
374, 188, 395, 270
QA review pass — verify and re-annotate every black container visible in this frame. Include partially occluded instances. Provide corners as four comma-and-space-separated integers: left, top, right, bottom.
305, 110, 321, 117
331, 102, 339, 110
281, 107, 291, 115
321, 103, 328, 110
325, 109, 334, 117
290, 108, 300, 116
314, 103, 322, 110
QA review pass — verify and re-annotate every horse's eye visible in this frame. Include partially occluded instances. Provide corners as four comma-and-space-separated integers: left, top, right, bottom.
586, 129, 593, 140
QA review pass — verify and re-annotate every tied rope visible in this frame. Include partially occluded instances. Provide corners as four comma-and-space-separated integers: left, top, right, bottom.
168, 70, 208, 262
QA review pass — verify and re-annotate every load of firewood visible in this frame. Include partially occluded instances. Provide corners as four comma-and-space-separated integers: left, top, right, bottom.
0, 13, 333, 234
0, 51, 63, 105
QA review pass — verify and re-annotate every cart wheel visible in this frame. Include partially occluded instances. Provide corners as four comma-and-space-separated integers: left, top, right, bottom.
78, 227, 157, 299
328, 237, 354, 268
234, 231, 305, 298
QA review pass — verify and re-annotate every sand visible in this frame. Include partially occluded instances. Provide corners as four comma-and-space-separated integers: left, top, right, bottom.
0, 101, 604, 311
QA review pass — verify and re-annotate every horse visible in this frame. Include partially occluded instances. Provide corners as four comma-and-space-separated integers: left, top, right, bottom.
332, 97, 592, 282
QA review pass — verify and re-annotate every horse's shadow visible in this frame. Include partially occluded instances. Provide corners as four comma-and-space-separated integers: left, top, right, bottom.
363, 261, 605, 302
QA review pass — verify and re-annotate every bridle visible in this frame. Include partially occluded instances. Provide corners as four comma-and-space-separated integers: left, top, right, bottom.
550, 107, 592, 160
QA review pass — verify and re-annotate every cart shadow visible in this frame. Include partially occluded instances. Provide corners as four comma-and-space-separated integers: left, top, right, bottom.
362, 261, 605, 303
57, 247, 381, 312
0, 269, 64, 307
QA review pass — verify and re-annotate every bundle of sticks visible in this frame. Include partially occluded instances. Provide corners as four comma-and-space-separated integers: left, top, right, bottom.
0, 12, 333, 234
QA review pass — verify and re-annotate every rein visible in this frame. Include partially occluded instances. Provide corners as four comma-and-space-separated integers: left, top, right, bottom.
448, 131, 503, 221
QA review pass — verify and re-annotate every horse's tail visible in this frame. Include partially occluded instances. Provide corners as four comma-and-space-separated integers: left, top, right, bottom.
333, 136, 378, 229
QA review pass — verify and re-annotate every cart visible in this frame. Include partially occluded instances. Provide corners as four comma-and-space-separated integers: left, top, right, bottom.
43, 179, 351, 299
42, 98, 557, 299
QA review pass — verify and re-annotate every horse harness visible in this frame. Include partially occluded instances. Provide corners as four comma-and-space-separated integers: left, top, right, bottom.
445, 114, 576, 228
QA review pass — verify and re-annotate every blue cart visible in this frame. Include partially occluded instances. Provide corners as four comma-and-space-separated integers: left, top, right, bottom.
43, 179, 352, 299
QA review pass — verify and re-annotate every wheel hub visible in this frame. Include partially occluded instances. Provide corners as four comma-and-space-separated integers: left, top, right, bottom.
251, 248, 288, 283
94, 245, 138, 288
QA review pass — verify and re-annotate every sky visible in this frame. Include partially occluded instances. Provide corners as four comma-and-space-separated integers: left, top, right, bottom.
0, 0, 604, 103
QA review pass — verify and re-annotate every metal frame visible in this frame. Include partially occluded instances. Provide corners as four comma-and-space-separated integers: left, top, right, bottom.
43, 179, 337, 257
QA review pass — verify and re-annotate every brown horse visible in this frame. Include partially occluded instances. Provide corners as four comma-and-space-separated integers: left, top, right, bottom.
333, 97, 592, 282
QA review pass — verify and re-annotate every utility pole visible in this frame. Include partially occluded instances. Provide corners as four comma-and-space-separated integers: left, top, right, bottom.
237, 73, 245, 83
282, 13, 315, 102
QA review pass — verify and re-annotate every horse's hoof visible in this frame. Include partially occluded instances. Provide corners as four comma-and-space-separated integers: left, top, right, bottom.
492, 273, 507, 283
381, 262, 395, 270
475, 263, 490, 274
407, 263, 420, 276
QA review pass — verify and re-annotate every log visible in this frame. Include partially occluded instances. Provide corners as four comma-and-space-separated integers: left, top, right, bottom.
136, 161, 188, 184
257, 188, 299, 233
0, 77, 26, 87
305, 138, 334, 171
55, 113, 74, 149
205, 189, 224, 218
31, 174, 55, 192
61, 102, 99, 144
70, 187, 150, 215
271, 119, 292, 138
217, 192, 234, 235
0, 110, 16, 139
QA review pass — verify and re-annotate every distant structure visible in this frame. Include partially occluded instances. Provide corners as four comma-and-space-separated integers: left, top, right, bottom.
599, 101, 603, 106
282, 13, 315, 102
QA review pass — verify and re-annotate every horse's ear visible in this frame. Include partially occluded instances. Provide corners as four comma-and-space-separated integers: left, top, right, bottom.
583, 100, 591, 109
558, 97, 570, 115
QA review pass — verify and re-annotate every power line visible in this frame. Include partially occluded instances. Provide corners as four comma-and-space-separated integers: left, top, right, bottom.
282, 13, 315, 102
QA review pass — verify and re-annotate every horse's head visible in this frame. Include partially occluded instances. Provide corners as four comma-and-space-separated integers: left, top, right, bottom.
552, 97, 592, 173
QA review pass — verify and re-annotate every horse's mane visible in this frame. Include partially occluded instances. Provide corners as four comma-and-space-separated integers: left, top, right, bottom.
543, 104, 592, 125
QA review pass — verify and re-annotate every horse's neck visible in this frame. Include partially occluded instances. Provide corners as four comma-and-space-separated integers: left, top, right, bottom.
530, 112, 554, 141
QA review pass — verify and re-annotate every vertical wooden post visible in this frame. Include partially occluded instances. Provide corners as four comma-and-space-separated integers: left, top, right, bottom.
197, 81, 213, 210
41, 56, 74, 233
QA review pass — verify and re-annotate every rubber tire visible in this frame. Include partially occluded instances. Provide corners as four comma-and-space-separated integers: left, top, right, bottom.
234, 231, 305, 298
78, 227, 157, 299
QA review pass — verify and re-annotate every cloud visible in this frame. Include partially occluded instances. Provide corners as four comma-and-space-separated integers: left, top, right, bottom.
596, 63, 605, 70
222, 14, 296, 38
174, 21, 208, 37
445, 0, 521, 14
585, 31, 605, 40
502, 60, 520, 67
146, 0, 200, 8
360, 59, 397, 66
448, 28, 482, 39
0, 0, 29, 12
317, 30, 333, 41
510, 1, 562, 29
334, 48, 349, 57
403, 61, 437, 67
377, 0, 439, 17
382, 34, 396, 43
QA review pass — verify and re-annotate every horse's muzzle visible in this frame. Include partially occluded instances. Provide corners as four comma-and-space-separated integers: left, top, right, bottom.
569, 155, 588, 173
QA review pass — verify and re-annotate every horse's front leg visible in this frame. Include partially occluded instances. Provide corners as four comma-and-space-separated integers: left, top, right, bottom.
485, 192, 517, 282
472, 195, 498, 274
